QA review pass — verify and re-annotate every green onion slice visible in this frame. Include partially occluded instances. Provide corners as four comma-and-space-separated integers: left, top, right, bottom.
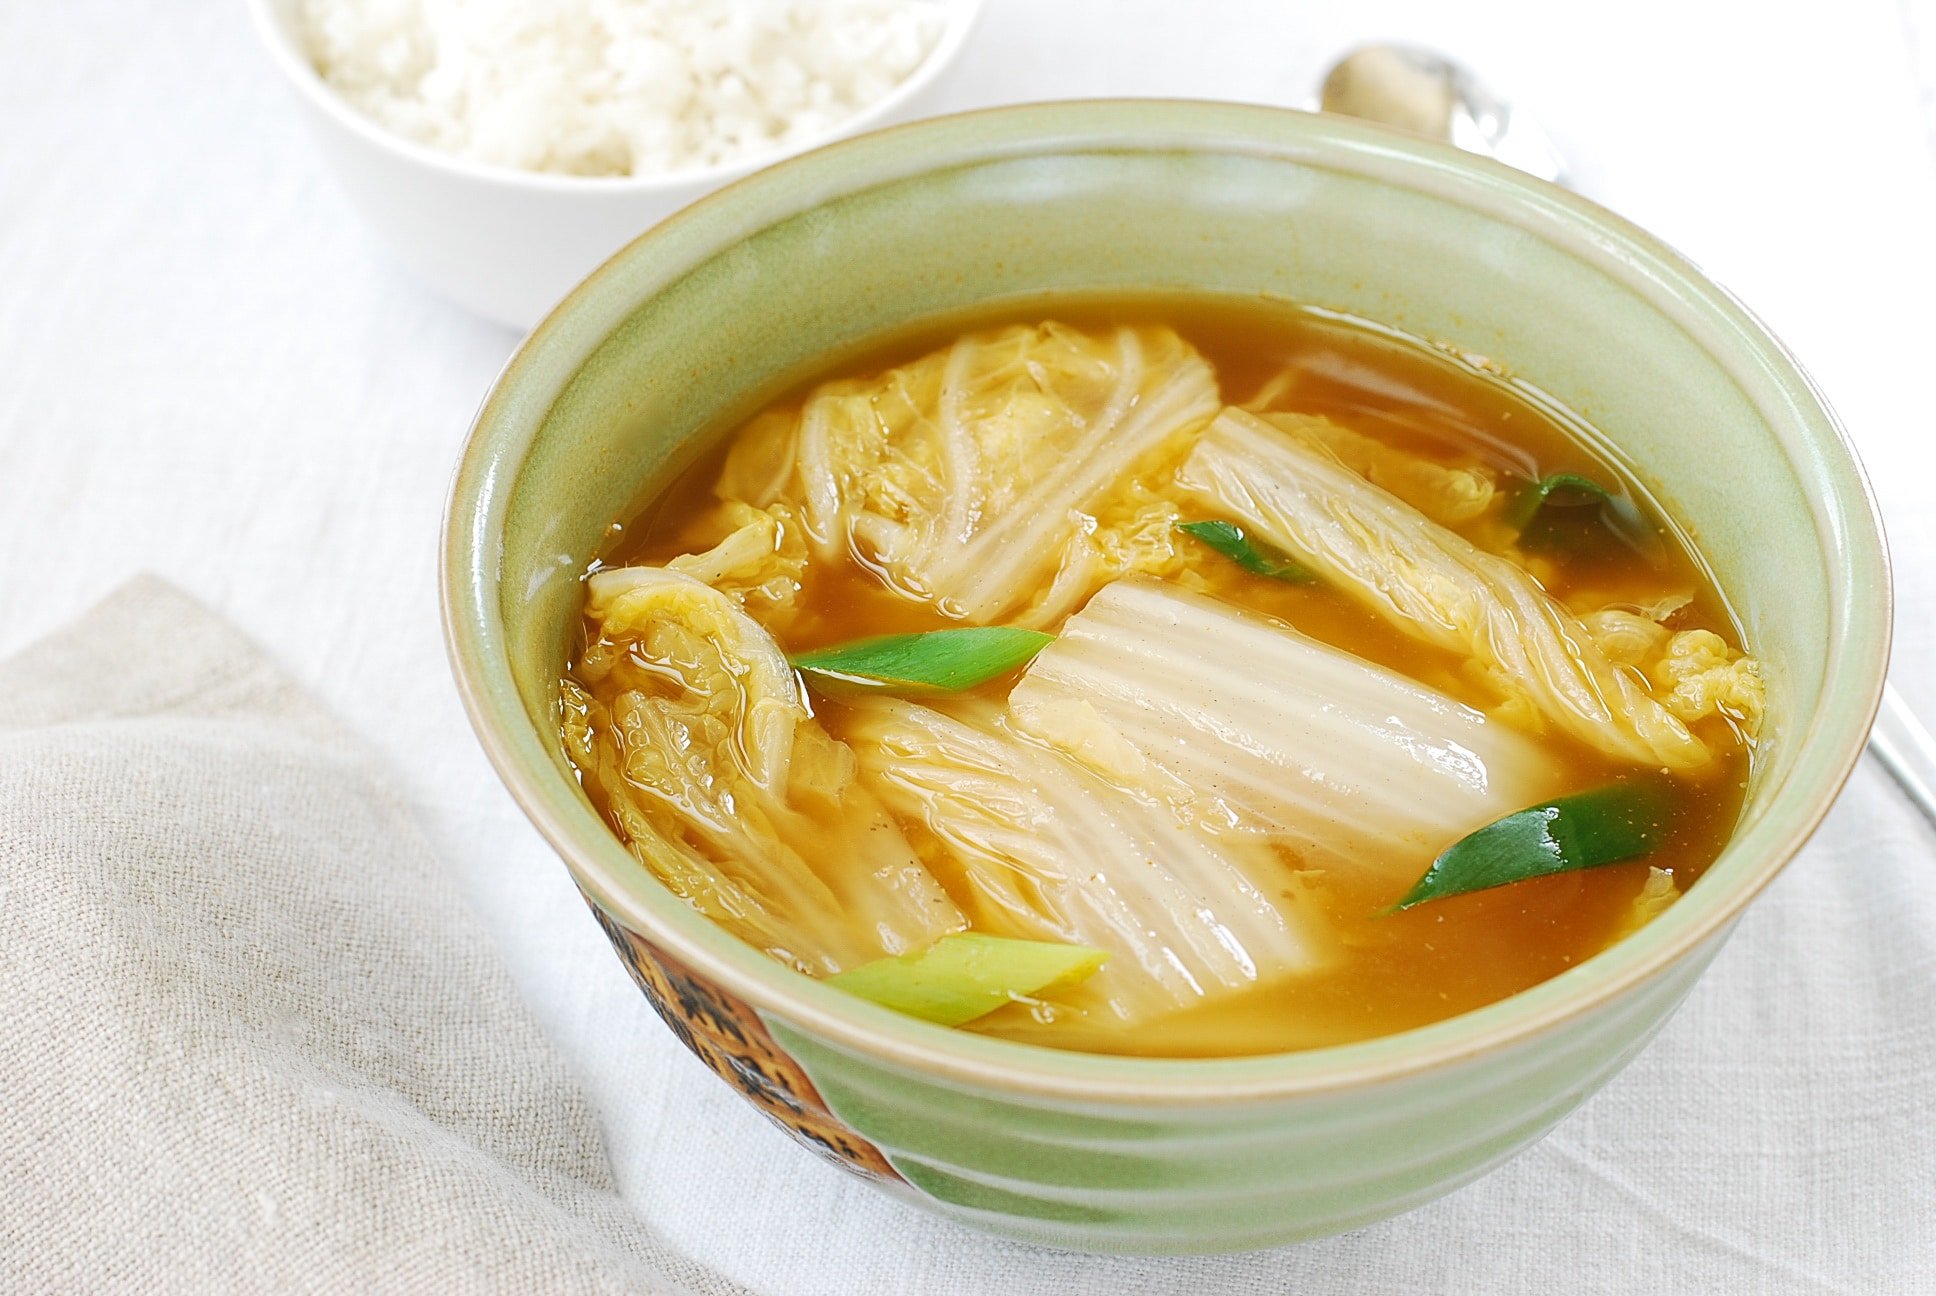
791, 627, 1053, 692
1390, 780, 1670, 911
1176, 519, 1317, 583
827, 933, 1110, 1027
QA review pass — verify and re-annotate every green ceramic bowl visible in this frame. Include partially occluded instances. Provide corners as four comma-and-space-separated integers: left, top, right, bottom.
442, 101, 1890, 1254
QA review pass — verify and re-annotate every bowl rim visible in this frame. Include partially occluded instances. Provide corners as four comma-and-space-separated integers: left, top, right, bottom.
442, 99, 1892, 1105
243, 0, 984, 194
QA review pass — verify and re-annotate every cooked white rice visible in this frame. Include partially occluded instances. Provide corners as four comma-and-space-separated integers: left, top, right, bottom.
297, 0, 946, 178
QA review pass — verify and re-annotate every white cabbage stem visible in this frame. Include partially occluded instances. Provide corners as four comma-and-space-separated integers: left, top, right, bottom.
1009, 580, 1564, 884
830, 695, 1322, 1026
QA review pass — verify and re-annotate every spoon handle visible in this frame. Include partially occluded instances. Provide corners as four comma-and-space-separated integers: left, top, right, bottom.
1869, 682, 1936, 826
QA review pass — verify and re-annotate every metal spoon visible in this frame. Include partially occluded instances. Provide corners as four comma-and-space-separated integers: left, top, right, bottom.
1319, 44, 1567, 185
1318, 42, 1936, 827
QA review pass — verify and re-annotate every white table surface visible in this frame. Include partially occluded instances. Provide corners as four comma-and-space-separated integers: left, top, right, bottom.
5, 2, 1935, 1291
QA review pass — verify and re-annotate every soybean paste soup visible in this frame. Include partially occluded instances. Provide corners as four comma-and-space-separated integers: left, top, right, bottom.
559, 297, 1760, 1058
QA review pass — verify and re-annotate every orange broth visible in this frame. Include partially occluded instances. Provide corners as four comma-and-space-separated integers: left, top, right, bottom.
570, 295, 1752, 1057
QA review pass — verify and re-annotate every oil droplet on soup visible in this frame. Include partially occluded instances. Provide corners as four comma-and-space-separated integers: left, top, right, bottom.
563, 295, 1757, 1058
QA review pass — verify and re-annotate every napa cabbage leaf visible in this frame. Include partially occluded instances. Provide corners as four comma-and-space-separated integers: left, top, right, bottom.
662, 499, 808, 626
827, 695, 1323, 1026
1577, 597, 1763, 732
716, 321, 1220, 626
564, 566, 964, 975
1612, 865, 1682, 941
1650, 628, 1766, 732
1259, 411, 1497, 525
1178, 408, 1728, 768
1007, 580, 1562, 885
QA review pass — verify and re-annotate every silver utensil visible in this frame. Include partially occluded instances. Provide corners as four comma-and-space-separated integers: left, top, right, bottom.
1319, 44, 1567, 185
1318, 42, 1936, 827
1871, 689, 1936, 823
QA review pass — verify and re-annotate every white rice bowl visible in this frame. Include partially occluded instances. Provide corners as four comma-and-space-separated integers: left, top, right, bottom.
298, 0, 947, 178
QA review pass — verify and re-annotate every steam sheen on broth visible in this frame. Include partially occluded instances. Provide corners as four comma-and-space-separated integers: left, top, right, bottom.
559, 298, 1761, 1058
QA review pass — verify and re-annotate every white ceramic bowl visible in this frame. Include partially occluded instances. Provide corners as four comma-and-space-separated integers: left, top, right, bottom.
246, 0, 982, 329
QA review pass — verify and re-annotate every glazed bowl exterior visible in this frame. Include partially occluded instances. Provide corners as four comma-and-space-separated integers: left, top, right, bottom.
245, 0, 983, 329
442, 101, 1890, 1254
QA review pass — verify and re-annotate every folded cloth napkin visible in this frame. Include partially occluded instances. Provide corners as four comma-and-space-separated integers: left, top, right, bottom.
0, 578, 743, 1295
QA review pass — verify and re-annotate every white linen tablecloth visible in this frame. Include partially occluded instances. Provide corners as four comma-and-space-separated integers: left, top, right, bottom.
3, 2, 1933, 1290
